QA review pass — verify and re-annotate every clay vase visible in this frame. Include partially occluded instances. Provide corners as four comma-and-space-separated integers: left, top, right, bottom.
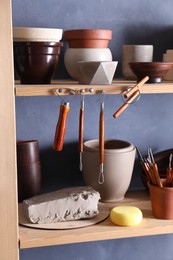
148, 179, 173, 219
82, 139, 136, 202
64, 29, 112, 48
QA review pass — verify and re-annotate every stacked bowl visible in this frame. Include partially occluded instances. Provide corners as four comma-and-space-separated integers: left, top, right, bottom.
63, 29, 114, 81
13, 27, 63, 84
17, 140, 41, 202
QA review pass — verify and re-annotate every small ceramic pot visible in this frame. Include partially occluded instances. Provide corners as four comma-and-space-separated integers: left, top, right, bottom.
64, 29, 112, 48
17, 140, 40, 165
82, 139, 136, 202
148, 179, 173, 219
64, 48, 112, 80
14, 41, 63, 84
122, 45, 153, 79
17, 161, 41, 202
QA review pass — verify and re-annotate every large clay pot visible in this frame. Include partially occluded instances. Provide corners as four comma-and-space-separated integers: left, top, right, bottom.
64, 48, 112, 80
82, 139, 136, 202
64, 29, 112, 48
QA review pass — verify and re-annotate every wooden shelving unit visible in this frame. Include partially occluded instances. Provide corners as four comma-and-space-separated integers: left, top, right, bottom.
15, 79, 173, 96
2, 1, 173, 259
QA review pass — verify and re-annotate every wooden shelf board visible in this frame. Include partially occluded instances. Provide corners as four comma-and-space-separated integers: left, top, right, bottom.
19, 190, 173, 249
15, 79, 173, 96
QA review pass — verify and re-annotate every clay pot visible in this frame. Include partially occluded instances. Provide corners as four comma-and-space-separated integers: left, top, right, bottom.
17, 161, 41, 202
148, 179, 173, 219
64, 48, 112, 80
14, 41, 63, 84
64, 29, 112, 48
122, 45, 153, 79
17, 140, 40, 165
82, 139, 136, 202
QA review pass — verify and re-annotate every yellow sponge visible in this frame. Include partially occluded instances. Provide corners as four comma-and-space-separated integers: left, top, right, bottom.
110, 206, 143, 226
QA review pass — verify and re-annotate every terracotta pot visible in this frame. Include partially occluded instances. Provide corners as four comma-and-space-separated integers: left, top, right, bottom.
148, 179, 173, 219
64, 29, 112, 48
82, 139, 136, 202
14, 41, 63, 84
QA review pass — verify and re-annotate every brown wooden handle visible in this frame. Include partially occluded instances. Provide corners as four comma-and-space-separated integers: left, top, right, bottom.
99, 110, 104, 164
79, 108, 84, 153
124, 76, 149, 98
113, 90, 140, 118
52, 102, 70, 151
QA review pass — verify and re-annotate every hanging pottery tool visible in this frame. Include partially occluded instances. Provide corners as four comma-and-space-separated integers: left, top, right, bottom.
113, 76, 149, 118
78, 89, 85, 171
52, 89, 75, 151
98, 90, 105, 184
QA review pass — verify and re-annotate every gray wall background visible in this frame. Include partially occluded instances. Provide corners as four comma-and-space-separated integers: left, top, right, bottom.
12, 0, 173, 259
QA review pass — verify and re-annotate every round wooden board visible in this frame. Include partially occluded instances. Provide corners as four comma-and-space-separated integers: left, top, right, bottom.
18, 203, 110, 230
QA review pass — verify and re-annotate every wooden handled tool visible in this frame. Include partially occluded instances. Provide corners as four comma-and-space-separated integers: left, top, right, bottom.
98, 93, 105, 184
79, 93, 85, 171
113, 90, 140, 118
124, 76, 149, 98
166, 153, 173, 186
52, 101, 70, 151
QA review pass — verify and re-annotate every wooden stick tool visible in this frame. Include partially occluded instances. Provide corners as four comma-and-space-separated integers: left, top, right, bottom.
98, 91, 105, 184
78, 89, 85, 171
124, 76, 149, 98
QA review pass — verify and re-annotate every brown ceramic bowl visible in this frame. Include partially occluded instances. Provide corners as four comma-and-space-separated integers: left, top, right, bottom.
141, 148, 173, 188
129, 62, 173, 83
64, 29, 112, 48
14, 41, 63, 84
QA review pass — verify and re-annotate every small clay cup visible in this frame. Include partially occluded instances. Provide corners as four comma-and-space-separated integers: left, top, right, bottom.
17, 140, 40, 165
148, 179, 173, 219
17, 161, 41, 202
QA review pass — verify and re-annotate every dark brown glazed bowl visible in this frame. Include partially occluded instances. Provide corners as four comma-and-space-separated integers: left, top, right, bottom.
17, 140, 40, 165
129, 62, 173, 83
14, 41, 63, 84
141, 148, 173, 188
64, 29, 112, 48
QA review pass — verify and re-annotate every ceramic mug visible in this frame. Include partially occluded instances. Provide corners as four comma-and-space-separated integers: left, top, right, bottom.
122, 45, 153, 79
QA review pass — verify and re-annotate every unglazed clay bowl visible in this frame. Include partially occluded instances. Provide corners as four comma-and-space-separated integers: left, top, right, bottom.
14, 41, 63, 84
64, 29, 112, 48
64, 48, 112, 80
13, 27, 63, 42
77, 61, 118, 84
82, 139, 136, 202
129, 62, 173, 83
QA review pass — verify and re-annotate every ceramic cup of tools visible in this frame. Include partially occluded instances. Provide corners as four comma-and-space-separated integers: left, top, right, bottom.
17, 140, 41, 202
148, 179, 173, 219
82, 139, 136, 202
122, 45, 153, 79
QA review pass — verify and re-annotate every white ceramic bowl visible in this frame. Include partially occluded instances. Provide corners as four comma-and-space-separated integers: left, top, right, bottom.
13, 27, 63, 42
64, 48, 112, 80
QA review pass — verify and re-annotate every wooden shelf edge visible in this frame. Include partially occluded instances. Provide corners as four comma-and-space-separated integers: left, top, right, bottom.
15, 79, 173, 96
19, 190, 173, 249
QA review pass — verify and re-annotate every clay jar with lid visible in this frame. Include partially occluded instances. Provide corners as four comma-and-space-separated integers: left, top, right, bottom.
14, 41, 63, 84
64, 29, 112, 48
82, 139, 136, 202
17, 140, 41, 202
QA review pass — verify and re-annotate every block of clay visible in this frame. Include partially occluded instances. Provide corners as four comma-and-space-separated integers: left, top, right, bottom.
23, 186, 100, 224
